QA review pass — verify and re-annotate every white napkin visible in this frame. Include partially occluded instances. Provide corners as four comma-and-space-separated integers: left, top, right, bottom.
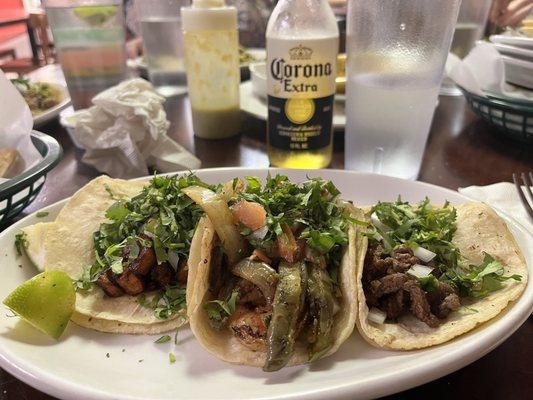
459, 182, 533, 234
0, 72, 43, 184
67, 78, 200, 179
448, 41, 533, 101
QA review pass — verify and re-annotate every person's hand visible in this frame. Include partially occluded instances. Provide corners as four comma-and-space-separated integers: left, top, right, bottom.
126, 37, 144, 60
490, 0, 533, 27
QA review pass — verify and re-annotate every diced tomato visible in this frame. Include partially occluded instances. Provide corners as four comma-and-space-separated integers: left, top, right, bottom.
277, 223, 298, 263
231, 200, 267, 231
251, 249, 272, 265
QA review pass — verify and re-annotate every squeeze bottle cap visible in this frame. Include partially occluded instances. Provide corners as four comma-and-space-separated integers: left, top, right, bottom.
192, 0, 225, 8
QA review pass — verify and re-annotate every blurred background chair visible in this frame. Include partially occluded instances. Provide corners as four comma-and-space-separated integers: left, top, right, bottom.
0, 10, 55, 76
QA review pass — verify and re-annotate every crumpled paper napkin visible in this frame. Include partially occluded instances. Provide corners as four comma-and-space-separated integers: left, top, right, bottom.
0, 72, 43, 185
459, 182, 533, 234
448, 41, 533, 101
67, 78, 200, 179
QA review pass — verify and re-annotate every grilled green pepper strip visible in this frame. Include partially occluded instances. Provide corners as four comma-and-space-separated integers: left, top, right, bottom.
263, 261, 303, 372
307, 264, 335, 362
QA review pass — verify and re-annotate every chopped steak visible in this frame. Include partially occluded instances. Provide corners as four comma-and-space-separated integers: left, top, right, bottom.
388, 245, 420, 274
96, 271, 124, 297
426, 282, 460, 319
380, 289, 406, 319
364, 241, 462, 327
116, 269, 145, 295
236, 278, 267, 307
403, 280, 439, 328
367, 273, 409, 306
129, 247, 157, 276
228, 306, 268, 351
363, 243, 393, 283
438, 294, 461, 318
150, 262, 174, 287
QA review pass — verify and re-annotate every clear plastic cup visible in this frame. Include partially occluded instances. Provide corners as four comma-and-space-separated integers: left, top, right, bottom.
44, 0, 127, 109
344, 0, 461, 180
135, 0, 190, 96
441, 0, 493, 96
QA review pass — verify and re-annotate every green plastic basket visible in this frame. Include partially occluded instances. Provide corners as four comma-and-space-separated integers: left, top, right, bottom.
0, 131, 62, 228
460, 87, 533, 143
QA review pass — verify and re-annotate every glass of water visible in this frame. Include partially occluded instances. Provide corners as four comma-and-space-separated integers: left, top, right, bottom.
344, 0, 461, 180
45, 0, 127, 109
441, 0, 493, 96
135, 0, 190, 96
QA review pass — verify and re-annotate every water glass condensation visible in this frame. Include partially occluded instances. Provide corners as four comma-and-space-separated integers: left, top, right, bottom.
136, 0, 190, 96
345, 0, 461, 180
45, 0, 127, 109
441, 0, 493, 96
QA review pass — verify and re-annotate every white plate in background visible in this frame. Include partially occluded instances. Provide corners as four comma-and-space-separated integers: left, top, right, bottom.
0, 168, 531, 400
494, 43, 533, 62
32, 83, 72, 128
501, 55, 533, 90
490, 35, 533, 50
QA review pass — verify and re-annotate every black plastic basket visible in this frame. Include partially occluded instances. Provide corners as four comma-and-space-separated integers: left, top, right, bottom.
0, 131, 62, 228
460, 87, 533, 143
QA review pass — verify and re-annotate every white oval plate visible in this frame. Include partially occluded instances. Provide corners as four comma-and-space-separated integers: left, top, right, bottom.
0, 168, 531, 400
32, 83, 71, 128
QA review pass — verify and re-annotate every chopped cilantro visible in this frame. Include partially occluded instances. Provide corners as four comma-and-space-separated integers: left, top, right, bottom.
368, 198, 459, 268
204, 290, 238, 323
237, 175, 351, 274
75, 174, 217, 317
417, 275, 440, 292
14, 232, 28, 256
368, 200, 522, 298
169, 352, 176, 363
35, 211, 49, 218
155, 335, 171, 344
442, 253, 521, 297
138, 285, 186, 320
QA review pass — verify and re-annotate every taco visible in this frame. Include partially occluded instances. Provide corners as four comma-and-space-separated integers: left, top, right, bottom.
184, 175, 364, 371
20, 174, 216, 334
355, 199, 527, 350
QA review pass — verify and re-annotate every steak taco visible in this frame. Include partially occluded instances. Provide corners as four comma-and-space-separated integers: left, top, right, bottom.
184, 175, 364, 371
19, 174, 216, 334
355, 199, 527, 350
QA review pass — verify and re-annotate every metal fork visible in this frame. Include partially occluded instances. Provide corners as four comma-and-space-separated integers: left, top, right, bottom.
512, 172, 533, 220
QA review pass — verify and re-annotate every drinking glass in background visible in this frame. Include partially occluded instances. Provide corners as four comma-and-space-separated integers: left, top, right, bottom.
135, 0, 190, 96
344, 0, 461, 180
45, 0, 127, 109
440, 0, 493, 96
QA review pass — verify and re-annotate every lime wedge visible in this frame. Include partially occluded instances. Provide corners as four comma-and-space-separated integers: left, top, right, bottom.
73, 6, 117, 26
3, 270, 75, 339
21, 222, 54, 272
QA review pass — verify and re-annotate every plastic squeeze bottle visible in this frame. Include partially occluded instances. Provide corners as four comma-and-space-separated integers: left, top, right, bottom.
181, 0, 240, 139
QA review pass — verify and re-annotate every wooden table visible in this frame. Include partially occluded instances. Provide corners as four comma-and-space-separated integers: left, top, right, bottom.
1, 92, 532, 399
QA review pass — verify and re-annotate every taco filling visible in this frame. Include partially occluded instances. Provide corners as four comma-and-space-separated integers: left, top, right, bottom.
185, 175, 359, 371
75, 174, 217, 320
363, 199, 522, 328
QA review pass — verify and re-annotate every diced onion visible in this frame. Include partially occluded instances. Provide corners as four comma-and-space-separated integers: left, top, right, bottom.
182, 186, 247, 265
168, 250, 180, 270
367, 307, 387, 324
406, 264, 434, 279
371, 213, 391, 232
249, 225, 268, 240
413, 246, 436, 262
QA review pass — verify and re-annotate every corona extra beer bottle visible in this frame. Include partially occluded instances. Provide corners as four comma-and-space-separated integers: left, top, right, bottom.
266, 0, 339, 168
